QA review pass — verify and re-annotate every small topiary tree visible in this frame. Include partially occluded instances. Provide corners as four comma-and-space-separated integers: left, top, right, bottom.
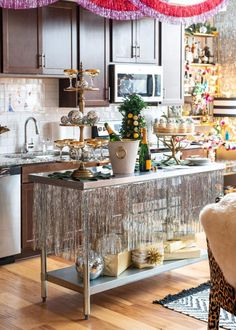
118, 94, 147, 140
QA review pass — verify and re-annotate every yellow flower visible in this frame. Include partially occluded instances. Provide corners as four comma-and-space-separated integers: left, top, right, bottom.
133, 133, 139, 139
133, 115, 138, 120
127, 113, 133, 118
133, 120, 139, 126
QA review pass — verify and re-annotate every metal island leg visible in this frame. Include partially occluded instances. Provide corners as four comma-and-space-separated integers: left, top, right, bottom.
82, 192, 90, 319
83, 254, 90, 319
41, 244, 47, 302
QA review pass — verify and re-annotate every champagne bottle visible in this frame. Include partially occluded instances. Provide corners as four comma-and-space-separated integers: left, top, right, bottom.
104, 123, 121, 141
139, 127, 151, 172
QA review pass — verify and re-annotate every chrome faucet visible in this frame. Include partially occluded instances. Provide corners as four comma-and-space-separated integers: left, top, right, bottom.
24, 117, 39, 153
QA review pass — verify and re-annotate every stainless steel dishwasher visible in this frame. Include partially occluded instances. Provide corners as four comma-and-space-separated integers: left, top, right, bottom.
0, 166, 21, 263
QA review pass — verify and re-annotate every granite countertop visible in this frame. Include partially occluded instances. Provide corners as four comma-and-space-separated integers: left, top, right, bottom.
29, 162, 225, 191
0, 152, 112, 168
0, 152, 66, 167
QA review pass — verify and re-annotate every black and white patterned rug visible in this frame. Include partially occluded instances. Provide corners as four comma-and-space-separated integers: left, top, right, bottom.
153, 282, 236, 330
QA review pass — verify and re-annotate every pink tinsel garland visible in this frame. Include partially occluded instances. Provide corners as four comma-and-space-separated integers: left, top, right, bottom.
0, 0, 58, 9
76, 0, 144, 20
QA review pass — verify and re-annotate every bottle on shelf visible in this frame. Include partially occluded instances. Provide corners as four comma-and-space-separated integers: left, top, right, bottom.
91, 126, 99, 139
104, 123, 121, 141
139, 127, 152, 172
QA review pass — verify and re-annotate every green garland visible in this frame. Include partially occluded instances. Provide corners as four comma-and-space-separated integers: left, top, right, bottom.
185, 23, 217, 35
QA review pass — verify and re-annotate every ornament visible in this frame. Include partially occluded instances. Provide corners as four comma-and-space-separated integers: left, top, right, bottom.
146, 247, 162, 265
60, 115, 69, 125
199, 26, 208, 34
75, 250, 104, 280
68, 110, 83, 124
86, 110, 100, 126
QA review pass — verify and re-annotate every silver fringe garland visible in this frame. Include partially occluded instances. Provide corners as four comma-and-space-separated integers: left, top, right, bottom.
33, 170, 223, 261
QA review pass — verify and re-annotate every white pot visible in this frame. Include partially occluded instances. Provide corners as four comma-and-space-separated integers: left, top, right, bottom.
108, 140, 139, 174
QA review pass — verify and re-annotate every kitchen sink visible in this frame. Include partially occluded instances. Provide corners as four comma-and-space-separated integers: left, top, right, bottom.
4, 153, 59, 161
4, 154, 35, 160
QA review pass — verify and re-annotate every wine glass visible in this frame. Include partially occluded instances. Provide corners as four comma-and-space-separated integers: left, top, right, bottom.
54, 140, 67, 159
64, 69, 78, 90
69, 141, 85, 161
95, 138, 109, 160
85, 69, 100, 88
85, 139, 102, 161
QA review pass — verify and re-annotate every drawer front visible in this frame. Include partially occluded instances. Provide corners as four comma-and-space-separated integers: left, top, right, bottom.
22, 162, 78, 183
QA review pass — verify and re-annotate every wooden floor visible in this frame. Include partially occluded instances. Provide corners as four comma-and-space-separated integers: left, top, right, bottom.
0, 254, 222, 330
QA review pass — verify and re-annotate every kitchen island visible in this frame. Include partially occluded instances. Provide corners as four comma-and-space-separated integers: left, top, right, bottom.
30, 163, 224, 318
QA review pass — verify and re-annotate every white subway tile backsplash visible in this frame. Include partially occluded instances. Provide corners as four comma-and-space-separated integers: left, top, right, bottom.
0, 77, 166, 154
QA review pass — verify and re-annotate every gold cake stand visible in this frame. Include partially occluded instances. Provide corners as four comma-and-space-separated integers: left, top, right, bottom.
63, 63, 100, 179
156, 133, 193, 165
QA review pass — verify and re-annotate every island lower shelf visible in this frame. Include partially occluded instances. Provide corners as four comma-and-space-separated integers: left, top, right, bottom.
47, 250, 207, 295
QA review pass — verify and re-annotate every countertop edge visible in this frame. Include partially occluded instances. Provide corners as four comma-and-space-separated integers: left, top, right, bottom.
29, 163, 225, 190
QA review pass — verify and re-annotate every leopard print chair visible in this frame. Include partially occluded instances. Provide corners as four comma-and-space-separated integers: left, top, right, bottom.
207, 242, 236, 329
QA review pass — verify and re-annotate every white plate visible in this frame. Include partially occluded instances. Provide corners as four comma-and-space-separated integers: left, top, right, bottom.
186, 157, 210, 165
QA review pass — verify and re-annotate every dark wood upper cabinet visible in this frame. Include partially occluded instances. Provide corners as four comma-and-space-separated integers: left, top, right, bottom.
136, 19, 159, 64
3, 9, 41, 74
111, 18, 159, 64
161, 22, 184, 105
59, 7, 109, 107
111, 20, 135, 63
78, 7, 109, 106
41, 2, 77, 75
2, 1, 77, 75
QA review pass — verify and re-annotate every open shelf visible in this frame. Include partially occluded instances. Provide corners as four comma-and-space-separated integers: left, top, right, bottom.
185, 32, 217, 38
189, 63, 216, 67
47, 250, 207, 296
64, 87, 99, 92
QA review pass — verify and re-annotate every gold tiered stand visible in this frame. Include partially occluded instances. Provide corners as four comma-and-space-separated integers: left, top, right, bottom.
62, 63, 100, 179
156, 133, 193, 165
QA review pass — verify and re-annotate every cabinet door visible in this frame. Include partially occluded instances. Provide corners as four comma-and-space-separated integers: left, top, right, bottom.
2, 9, 42, 74
111, 20, 136, 63
79, 8, 109, 107
41, 2, 77, 75
136, 18, 159, 64
161, 23, 184, 105
21, 183, 34, 252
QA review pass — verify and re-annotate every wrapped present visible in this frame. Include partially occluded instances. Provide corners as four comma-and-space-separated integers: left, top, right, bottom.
164, 247, 201, 260
164, 238, 196, 254
132, 243, 164, 269
103, 250, 132, 277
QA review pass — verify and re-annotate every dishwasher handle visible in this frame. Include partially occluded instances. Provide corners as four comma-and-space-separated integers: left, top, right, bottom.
0, 168, 10, 177
0, 166, 21, 177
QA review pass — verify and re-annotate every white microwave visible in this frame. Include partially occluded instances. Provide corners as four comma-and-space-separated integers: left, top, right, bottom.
109, 64, 163, 103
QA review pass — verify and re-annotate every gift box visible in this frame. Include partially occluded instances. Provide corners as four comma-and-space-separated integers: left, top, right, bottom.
103, 250, 132, 277
132, 243, 164, 269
